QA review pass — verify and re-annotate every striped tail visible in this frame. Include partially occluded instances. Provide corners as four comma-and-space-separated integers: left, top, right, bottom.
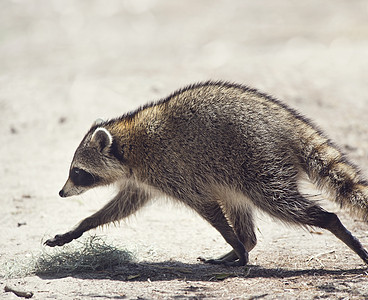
298, 125, 368, 221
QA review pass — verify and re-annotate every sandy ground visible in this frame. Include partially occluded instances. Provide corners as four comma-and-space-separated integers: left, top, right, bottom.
1, 0, 368, 299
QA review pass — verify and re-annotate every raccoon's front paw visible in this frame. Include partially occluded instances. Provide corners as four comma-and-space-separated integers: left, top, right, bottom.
44, 232, 74, 247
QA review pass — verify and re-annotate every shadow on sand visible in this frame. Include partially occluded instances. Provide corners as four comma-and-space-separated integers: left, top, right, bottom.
36, 260, 368, 282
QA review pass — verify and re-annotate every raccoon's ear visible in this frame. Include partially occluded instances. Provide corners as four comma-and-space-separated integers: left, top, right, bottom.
90, 127, 113, 153
91, 118, 105, 127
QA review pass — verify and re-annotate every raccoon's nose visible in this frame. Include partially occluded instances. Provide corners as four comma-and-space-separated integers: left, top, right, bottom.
59, 189, 65, 197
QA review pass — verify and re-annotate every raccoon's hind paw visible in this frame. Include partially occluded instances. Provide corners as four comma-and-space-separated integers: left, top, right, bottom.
198, 250, 248, 267
198, 256, 246, 267
360, 248, 368, 265
44, 231, 82, 247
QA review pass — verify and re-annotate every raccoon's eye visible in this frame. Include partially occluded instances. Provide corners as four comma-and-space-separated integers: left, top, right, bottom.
70, 168, 95, 187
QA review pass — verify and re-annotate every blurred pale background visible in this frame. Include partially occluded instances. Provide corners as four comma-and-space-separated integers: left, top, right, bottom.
2, 0, 367, 110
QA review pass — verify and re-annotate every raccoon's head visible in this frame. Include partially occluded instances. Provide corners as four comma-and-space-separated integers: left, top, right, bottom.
59, 124, 127, 198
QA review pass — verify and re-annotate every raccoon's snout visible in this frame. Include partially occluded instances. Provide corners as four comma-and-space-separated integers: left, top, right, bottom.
59, 179, 87, 198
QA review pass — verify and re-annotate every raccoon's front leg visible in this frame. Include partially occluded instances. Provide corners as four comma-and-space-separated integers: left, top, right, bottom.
45, 183, 150, 247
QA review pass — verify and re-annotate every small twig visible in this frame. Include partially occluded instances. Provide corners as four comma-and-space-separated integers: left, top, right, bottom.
307, 250, 335, 262
306, 250, 336, 268
4, 285, 33, 298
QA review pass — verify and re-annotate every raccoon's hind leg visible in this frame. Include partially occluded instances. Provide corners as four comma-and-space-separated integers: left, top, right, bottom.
306, 207, 368, 264
45, 182, 150, 247
195, 200, 248, 266
257, 189, 368, 264
203, 204, 257, 264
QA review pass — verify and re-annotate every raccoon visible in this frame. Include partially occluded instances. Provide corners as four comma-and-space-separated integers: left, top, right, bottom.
45, 81, 368, 266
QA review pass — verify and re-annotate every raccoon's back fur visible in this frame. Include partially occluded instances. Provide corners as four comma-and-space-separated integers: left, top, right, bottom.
46, 81, 368, 266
